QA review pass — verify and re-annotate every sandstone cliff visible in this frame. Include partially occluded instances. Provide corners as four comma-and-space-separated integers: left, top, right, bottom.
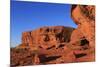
20, 26, 74, 49
11, 5, 95, 66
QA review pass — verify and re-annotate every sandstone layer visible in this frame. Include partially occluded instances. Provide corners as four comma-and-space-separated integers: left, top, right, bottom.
11, 5, 95, 66
21, 26, 74, 49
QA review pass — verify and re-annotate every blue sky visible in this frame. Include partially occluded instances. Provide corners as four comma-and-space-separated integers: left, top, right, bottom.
10, 0, 77, 47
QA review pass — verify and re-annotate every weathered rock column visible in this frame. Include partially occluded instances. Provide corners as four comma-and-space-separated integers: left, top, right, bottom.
71, 5, 95, 47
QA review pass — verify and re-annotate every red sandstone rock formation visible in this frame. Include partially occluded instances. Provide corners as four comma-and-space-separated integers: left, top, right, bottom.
71, 5, 95, 62
11, 5, 95, 66
71, 5, 95, 47
21, 26, 74, 49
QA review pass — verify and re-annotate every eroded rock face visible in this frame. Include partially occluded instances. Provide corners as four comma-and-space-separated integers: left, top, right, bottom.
71, 5, 95, 47
21, 26, 74, 49
70, 5, 95, 62
11, 5, 95, 66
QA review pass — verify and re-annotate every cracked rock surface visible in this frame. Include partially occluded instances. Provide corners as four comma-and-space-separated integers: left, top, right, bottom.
11, 5, 95, 66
